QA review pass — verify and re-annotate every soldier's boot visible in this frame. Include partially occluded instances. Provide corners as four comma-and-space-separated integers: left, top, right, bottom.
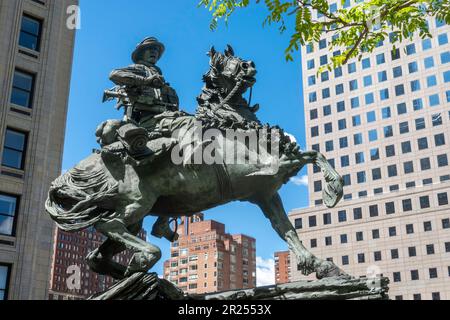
151, 216, 179, 242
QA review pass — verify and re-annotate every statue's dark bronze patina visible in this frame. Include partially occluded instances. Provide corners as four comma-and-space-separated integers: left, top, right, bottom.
45, 37, 348, 290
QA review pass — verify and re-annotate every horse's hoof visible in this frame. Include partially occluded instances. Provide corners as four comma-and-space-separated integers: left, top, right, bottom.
297, 255, 316, 276
315, 261, 349, 280
323, 178, 343, 208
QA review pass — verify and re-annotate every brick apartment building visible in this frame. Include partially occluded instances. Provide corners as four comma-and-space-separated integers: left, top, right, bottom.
48, 227, 147, 300
274, 251, 291, 284
163, 214, 256, 294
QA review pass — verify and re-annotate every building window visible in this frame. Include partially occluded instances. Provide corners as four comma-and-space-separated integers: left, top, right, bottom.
445, 242, 450, 253
340, 155, 349, 167
389, 227, 397, 237
356, 232, 363, 242
11, 70, 35, 108
362, 57, 371, 69
0, 264, 11, 300
387, 164, 397, 178
354, 133, 363, 145
401, 142, 411, 154
420, 196, 430, 209
357, 253, 365, 264
19, 15, 42, 52
372, 229, 380, 239
429, 268, 438, 279
309, 216, 317, 228
386, 145, 395, 158
393, 272, 401, 282
423, 178, 433, 186
443, 219, 450, 229
340, 234, 348, 244
413, 98, 423, 110
409, 247, 417, 257
323, 213, 331, 225
294, 218, 302, 230
432, 292, 441, 300
399, 121, 409, 134
391, 249, 399, 259
372, 168, 381, 181
353, 208, 362, 220
424, 221, 433, 232
374, 251, 382, 261
441, 51, 450, 64
367, 205, 378, 217
431, 113, 442, 127
435, 133, 446, 147
403, 162, 414, 174
418, 137, 428, 150
338, 210, 347, 223
325, 236, 332, 246
2, 129, 28, 170
411, 270, 419, 280
402, 199, 413, 212
406, 224, 414, 235
427, 244, 435, 255
314, 180, 322, 192
357, 171, 366, 184
351, 97, 360, 109
370, 148, 380, 161
420, 158, 431, 171
427, 75, 437, 87
384, 125, 393, 138
437, 154, 448, 168
408, 61, 418, 73
0, 193, 19, 237
363, 76, 373, 87
413, 294, 422, 300
385, 202, 395, 215
376, 53, 385, 65
310, 239, 317, 248
438, 192, 448, 206
342, 256, 349, 265
410, 79, 421, 92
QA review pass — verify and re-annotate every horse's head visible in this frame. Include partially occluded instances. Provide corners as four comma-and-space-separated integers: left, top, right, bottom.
204, 45, 257, 95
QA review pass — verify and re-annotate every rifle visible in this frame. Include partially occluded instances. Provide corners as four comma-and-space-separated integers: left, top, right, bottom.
103, 86, 135, 121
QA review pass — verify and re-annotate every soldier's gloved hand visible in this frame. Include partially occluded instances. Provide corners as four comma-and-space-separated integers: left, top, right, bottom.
146, 75, 165, 88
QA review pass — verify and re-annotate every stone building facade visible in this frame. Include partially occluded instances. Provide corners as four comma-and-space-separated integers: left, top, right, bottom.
0, 0, 77, 300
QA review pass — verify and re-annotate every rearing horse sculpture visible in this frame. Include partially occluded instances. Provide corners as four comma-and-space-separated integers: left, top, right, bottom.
45, 45, 347, 283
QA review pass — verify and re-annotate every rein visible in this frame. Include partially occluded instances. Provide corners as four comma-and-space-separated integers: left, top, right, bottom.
213, 79, 244, 111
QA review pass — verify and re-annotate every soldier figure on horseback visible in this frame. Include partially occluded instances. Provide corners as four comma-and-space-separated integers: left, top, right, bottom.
103, 37, 181, 243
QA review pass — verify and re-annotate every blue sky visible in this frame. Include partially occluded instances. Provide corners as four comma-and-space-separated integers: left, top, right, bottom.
64, 0, 309, 283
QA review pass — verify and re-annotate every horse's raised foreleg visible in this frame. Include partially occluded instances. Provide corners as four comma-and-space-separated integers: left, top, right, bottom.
86, 222, 142, 280
255, 193, 348, 279
300, 151, 343, 208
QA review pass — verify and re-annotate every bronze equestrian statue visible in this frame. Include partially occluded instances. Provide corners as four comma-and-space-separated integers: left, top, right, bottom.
45, 37, 347, 284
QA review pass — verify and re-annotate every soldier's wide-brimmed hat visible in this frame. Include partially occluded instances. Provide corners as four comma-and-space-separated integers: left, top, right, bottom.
132, 37, 165, 63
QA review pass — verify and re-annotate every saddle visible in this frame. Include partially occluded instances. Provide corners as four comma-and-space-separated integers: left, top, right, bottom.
97, 120, 177, 167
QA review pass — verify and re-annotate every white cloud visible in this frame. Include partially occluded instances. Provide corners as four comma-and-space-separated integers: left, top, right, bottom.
290, 175, 309, 187
256, 256, 275, 287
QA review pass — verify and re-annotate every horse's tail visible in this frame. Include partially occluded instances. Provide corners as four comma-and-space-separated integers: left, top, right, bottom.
45, 162, 119, 232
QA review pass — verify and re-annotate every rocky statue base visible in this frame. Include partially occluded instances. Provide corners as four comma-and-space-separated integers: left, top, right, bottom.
89, 273, 389, 300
